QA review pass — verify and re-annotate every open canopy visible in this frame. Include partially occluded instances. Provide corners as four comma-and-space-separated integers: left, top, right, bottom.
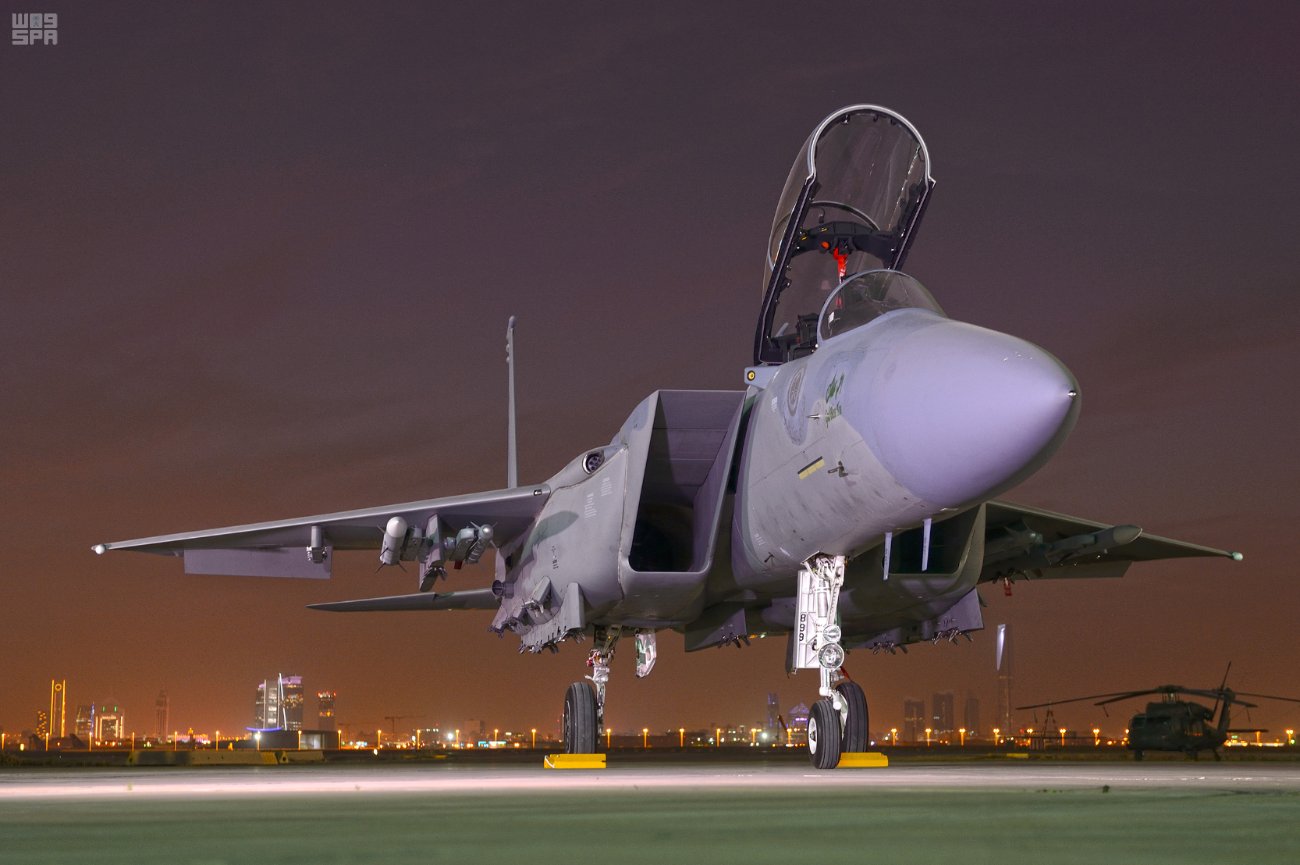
754, 105, 935, 364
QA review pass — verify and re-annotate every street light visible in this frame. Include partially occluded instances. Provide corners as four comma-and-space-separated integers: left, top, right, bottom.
1287, 729, 1295, 746
890, 727, 897, 745
993, 727, 1001, 746
1093, 727, 1101, 747
643, 728, 649, 749
716, 727, 721, 748
925, 727, 932, 747
958, 727, 966, 747
1059, 728, 1067, 748
531, 728, 537, 749
679, 727, 685, 748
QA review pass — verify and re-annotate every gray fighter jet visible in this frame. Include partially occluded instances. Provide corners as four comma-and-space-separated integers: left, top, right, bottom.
94, 106, 1240, 769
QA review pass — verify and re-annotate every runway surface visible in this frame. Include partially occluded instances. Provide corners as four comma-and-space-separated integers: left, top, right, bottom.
3, 759, 1299, 864
5, 758, 1300, 799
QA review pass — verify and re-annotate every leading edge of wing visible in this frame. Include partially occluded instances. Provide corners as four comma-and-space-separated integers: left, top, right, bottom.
986, 499, 1243, 562
92, 484, 552, 554
308, 587, 499, 612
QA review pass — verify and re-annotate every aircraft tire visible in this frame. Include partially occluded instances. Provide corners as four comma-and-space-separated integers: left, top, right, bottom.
807, 697, 842, 770
563, 682, 598, 754
836, 681, 869, 753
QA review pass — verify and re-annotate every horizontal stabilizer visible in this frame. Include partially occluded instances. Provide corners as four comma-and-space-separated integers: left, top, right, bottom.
307, 587, 499, 612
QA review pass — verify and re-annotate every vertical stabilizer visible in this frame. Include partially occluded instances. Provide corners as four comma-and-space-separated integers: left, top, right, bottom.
507, 316, 518, 488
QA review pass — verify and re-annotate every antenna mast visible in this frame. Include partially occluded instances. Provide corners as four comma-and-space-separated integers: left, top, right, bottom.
506, 316, 518, 488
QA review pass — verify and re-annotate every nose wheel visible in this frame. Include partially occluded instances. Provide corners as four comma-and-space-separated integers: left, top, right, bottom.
807, 698, 842, 770
836, 680, 869, 753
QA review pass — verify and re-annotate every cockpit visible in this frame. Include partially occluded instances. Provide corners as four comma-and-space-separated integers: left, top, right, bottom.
755, 106, 935, 364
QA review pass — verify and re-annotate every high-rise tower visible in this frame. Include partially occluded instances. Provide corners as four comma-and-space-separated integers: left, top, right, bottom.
317, 691, 337, 731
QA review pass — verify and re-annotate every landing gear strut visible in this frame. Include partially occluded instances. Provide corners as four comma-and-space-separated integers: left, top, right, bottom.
792, 554, 869, 769
562, 627, 658, 754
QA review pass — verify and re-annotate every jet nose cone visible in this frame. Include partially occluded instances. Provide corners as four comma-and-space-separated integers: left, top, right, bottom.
856, 318, 1079, 508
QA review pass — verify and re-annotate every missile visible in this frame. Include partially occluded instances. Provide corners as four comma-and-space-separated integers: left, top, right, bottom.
379, 516, 408, 566
1048, 524, 1142, 562
990, 524, 1143, 574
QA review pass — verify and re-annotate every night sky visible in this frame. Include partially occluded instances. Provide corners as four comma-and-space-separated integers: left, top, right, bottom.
3, 2, 1297, 740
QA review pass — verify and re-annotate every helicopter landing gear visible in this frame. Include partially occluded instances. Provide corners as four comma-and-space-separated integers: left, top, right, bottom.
561, 627, 621, 754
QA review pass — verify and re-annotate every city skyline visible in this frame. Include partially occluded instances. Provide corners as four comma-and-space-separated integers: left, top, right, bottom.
2, 5, 1296, 737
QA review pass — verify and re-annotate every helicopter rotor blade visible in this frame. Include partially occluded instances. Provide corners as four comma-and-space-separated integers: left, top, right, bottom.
1016, 692, 1142, 710
1232, 692, 1300, 707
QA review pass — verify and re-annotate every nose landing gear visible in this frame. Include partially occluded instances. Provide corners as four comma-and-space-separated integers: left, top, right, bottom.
793, 554, 871, 769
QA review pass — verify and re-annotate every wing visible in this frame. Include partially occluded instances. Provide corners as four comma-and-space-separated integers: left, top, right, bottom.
92, 484, 551, 579
981, 500, 1242, 581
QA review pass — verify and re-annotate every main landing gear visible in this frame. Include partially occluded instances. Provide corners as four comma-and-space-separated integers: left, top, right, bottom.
561, 627, 658, 753
794, 554, 870, 769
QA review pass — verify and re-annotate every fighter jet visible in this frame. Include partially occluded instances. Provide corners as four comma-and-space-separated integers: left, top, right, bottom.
93, 105, 1241, 769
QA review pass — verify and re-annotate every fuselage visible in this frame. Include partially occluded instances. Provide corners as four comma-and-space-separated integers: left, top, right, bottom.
730, 304, 1079, 592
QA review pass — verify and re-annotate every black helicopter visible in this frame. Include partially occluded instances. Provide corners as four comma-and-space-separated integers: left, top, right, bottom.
1019, 670, 1300, 759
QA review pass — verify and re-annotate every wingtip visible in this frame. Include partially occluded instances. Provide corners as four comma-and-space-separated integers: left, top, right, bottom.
1230, 551, 1244, 562
92, 543, 108, 555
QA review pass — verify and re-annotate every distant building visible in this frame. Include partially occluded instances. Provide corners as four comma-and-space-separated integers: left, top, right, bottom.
786, 702, 810, 745
932, 691, 955, 737
74, 705, 93, 742
155, 690, 170, 740
281, 676, 304, 731
317, 691, 337, 731
964, 694, 981, 737
254, 679, 281, 729
35, 710, 49, 741
766, 692, 781, 731
95, 704, 124, 742
49, 680, 67, 739
903, 699, 926, 742
252, 674, 305, 731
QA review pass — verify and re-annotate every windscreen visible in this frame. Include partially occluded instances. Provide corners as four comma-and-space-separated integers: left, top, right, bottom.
818, 270, 943, 342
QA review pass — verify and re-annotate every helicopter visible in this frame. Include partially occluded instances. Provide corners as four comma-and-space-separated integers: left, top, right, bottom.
1018, 671, 1300, 760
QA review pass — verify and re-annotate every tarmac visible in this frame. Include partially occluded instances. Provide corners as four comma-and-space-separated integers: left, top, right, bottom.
3, 757, 1298, 864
